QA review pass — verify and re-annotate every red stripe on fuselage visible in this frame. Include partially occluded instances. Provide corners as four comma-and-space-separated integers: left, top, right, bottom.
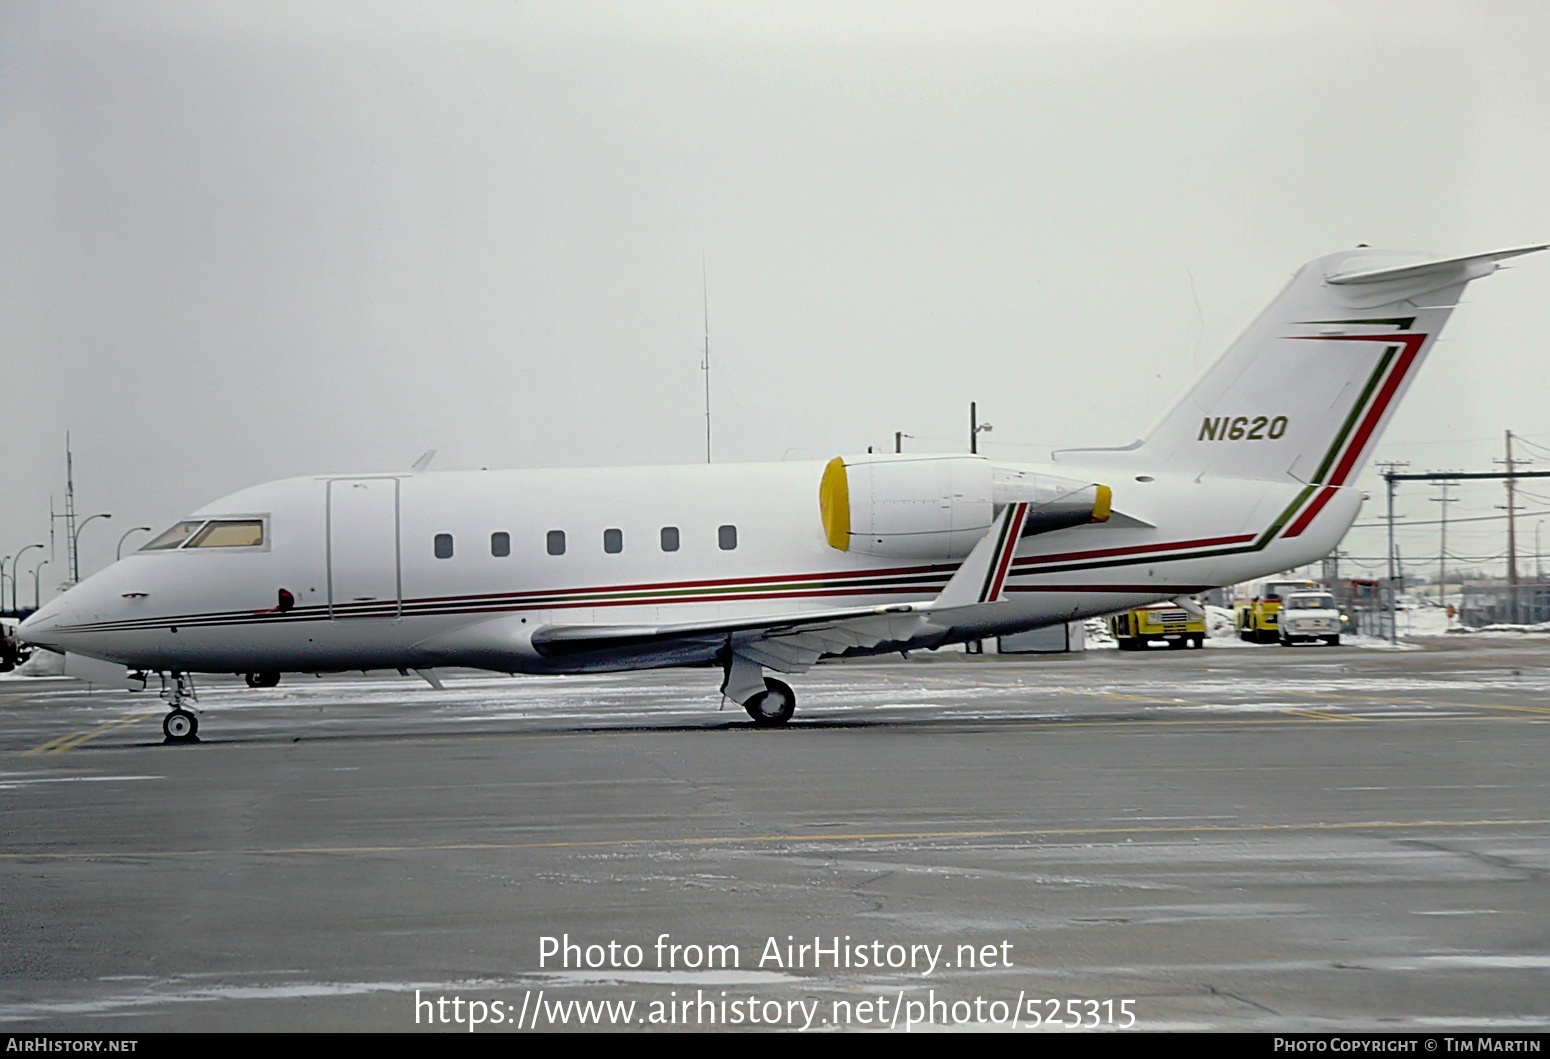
1012, 532, 1256, 568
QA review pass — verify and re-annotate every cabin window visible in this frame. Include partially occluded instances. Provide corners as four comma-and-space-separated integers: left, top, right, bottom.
491, 532, 510, 557
718, 524, 738, 550
141, 520, 206, 551
546, 530, 566, 556
186, 520, 265, 549
434, 533, 454, 559
660, 526, 679, 552
604, 528, 623, 554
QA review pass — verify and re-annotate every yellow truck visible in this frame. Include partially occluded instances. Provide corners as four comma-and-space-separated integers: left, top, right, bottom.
1235, 578, 1320, 644
1108, 604, 1206, 650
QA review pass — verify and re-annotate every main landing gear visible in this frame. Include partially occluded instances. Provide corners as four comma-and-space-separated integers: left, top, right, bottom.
743, 678, 796, 726
158, 671, 200, 743
722, 653, 797, 726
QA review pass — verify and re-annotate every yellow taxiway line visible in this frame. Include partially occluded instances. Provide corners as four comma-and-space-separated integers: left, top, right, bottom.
23, 711, 158, 755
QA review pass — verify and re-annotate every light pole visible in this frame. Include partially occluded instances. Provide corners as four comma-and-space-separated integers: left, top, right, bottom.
0, 556, 8, 617
71, 513, 111, 582
11, 544, 43, 614
29, 560, 48, 612
970, 401, 993, 454
117, 525, 153, 560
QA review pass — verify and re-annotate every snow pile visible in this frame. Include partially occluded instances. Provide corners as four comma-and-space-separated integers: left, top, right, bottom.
10, 649, 64, 677
1468, 621, 1550, 634
1205, 605, 1238, 640
1083, 617, 1116, 649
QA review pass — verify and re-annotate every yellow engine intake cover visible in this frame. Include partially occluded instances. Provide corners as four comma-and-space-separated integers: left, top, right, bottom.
818, 457, 850, 551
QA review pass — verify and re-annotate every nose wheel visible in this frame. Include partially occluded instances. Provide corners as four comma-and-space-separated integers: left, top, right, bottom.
158, 671, 201, 743
163, 709, 199, 742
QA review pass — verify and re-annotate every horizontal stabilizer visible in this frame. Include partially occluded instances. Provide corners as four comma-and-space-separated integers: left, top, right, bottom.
1326, 244, 1548, 286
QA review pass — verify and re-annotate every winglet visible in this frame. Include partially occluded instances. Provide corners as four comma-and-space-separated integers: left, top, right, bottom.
411, 449, 437, 472
931, 503, 1029, 610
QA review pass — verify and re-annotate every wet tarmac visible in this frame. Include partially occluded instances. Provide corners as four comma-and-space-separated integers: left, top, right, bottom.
1, 638, 1547, 1032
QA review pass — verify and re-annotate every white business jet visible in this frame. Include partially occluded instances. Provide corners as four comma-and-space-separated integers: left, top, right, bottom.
20, 245, 1545, 740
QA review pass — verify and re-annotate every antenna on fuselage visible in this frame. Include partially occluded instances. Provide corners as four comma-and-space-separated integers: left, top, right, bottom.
702, 254, 712, 464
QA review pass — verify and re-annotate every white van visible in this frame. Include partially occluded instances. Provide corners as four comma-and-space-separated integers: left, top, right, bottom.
1277, 591, 1342, 646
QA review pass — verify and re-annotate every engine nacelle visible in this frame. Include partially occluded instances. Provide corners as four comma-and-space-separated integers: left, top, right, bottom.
818, 454, 1112, 560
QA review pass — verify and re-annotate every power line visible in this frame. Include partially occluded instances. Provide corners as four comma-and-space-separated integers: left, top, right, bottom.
1351, 507, 1550, 529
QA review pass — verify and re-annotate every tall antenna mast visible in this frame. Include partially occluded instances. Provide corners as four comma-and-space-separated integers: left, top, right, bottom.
702, 255, 712, 464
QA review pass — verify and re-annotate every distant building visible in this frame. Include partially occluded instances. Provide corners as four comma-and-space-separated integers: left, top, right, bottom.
1460, 580, 1550, 627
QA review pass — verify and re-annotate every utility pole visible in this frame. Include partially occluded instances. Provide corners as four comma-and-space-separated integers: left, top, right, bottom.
1496, 430, 1530, 622
1378, 461, 1409, 644
895, 432, 911, 454
1429, 476, 1458, 608
1320, 548, 1344, 587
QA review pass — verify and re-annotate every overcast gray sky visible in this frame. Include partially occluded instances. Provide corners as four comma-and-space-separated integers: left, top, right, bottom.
4, 1, 1549, 594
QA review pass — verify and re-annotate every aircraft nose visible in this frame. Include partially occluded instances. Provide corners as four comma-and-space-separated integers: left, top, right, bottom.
18, 604, 65, 649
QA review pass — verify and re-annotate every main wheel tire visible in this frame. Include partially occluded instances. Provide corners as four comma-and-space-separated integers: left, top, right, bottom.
743, 678, 796, 726
163, 708, 198, 742
245, 671, 281, 689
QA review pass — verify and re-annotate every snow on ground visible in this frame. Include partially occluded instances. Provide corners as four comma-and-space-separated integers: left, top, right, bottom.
1397, 604, 1452, 637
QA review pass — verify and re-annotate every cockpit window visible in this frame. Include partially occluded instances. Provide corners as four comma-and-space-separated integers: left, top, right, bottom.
141, 521, 207, 551
186, 520, 265, 548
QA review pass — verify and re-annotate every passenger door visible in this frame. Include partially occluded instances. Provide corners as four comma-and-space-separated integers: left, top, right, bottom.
327, 477, 401, 619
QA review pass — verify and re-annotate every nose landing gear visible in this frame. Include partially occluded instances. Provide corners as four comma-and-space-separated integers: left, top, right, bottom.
158, 671, 200, 743
163, 708, 198, 741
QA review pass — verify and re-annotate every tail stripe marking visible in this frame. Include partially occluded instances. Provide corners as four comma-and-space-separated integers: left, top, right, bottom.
1275, 331, 1428, 539
1322, 333, 1427, 487
983, 503, 1030, 602
1309, 346, 1396, 484
1281, 485, 1341, 539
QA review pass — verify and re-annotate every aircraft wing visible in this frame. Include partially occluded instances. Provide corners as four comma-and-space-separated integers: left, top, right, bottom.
525, 502, 1032, 674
